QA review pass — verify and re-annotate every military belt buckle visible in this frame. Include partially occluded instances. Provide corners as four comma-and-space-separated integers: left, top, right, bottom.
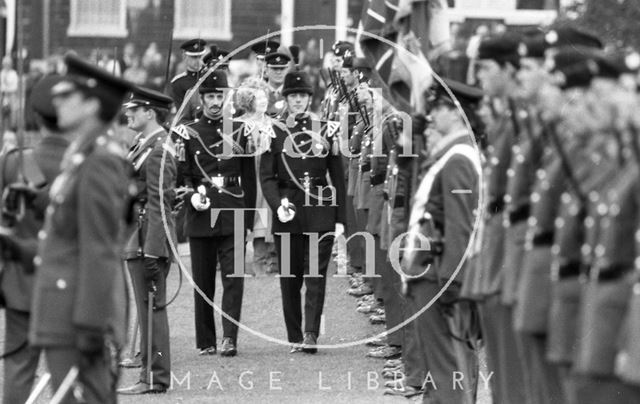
211, 176, 225, 188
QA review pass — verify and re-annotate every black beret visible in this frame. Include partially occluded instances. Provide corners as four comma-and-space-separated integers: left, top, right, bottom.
123, 86, 173, 110
544, 26, 603, 50
265, 52, 291, 67
30, 74, 65, 121
549, 47, 600, 89
478, 34, 522, 65
199, 70, 229, 94
433, 78, 484, 107
518, 30, 548, 59
180, 39, 208, 56
596, 51, 640, 77
332, 41, 354, 57
52, 53, 132, 107
282, 71, 313, 97
251, 39, 280, 57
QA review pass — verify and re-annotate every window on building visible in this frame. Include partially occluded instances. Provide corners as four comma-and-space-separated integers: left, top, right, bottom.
68, 0, 128, 37
174, 0, 232, 41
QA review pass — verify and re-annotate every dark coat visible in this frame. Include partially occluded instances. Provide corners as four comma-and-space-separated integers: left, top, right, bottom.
259, 114, 346, 234
29, 133, 130, 347
124, 129, 177, 259
179, 117, 256, 237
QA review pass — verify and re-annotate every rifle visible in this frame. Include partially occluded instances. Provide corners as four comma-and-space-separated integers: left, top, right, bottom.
539, 115, 586, 206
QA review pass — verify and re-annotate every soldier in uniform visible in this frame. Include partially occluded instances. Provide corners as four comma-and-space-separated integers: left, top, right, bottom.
250, 39, 280, 80
167, 39, 207, 121
117, 87, 176, 394
179, 70, 256, 357
400, 78, 483, 403
0, 75, 69, 404
259, 70, 346, 353
263, 52, 291, 119
474, 34, 527, 404
29, 54, 133, 403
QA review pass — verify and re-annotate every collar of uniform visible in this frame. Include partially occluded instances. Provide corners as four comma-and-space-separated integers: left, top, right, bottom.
203, 116, 223, 125
430, 129, 473, 159
137, 127, 166, 148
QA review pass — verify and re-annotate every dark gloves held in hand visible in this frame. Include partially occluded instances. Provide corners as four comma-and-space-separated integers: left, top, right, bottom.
76, 327, 104, 360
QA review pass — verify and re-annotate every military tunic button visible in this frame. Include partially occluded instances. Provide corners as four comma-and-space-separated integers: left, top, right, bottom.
595, 244, 605, 257
56, 279, 67, 290
96, 137, 107, 146
46, 206, 54, 215
551, 245, 560, 255
507, 168, 515, 178
528, 217, 537, 227
569, 204, 579, 216
34, 256, 42, 266
516, 154, 524, 163
504, 195, 512, 203
596, 203, 608, 216
609, 204, 620, 216
588, 191, 599, 202
581, 244, 591, 256
531, 192, 540, 203
38, 230, 47, 240
536, 169, 546, 180
584, 216, 594, 228
490, 157, 499, 166
561, 193, 571, 204
555, 217, 564, 229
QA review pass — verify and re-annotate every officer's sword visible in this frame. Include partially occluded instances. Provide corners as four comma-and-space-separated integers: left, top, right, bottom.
50, 366, 79, 404
24, 373, 51, 404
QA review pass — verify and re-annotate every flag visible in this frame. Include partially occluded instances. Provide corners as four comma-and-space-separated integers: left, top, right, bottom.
358, 0, 450, 113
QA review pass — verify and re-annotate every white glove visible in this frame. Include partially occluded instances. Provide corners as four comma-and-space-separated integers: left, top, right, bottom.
277, 198, 295, 223
334, 223, 345, 238
190, 186, 211, 211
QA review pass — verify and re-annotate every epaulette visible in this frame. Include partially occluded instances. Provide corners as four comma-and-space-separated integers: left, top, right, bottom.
170, 72, 187, 83
171, 124, 198, 140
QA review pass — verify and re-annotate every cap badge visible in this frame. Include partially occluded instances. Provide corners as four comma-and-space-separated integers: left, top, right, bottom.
545, 31, 558, 45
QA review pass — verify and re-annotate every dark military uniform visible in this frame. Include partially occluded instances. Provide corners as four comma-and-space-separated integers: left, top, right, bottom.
0, 75, 69, 404
167, 39, 208, 122
28, 55, 132, 404
120, 88, 177, 391
180, 110, 256, 351
260, 100, 346, 345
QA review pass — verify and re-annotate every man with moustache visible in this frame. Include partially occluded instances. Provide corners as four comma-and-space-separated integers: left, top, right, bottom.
118, 86, 176, 395
179, 70, 256, 357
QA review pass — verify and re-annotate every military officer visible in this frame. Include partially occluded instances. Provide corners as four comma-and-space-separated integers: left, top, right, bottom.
29, 53, 133, 403
0, 74, 69, 404
263, 52, 291, 119
474, 33, 527, 404
250, 39, 280, 79
400, 78, 483, 404
259, 70, 346, 353
167, 39, 207, 121
179, 70, 256, 357
117, 87, 176, 394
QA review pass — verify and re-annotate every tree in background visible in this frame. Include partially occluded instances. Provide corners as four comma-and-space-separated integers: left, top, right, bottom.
558, 0, 640, 49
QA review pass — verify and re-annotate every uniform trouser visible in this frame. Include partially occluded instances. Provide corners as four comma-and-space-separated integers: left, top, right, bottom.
44, 346, 117, 404
2, 308, 40, 404
514, 331, 564, 404
406, 279, 478, 404
375, 235, 404, 347
275, 232, 333, 343
189, 235, 244, 348
345, 195, 363, 271
479, 294, 526, 404
127, 257, 171, 386
568, 375, 640, 404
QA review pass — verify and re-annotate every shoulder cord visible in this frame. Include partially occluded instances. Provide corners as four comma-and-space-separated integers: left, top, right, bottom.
190, 125, 245, 160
